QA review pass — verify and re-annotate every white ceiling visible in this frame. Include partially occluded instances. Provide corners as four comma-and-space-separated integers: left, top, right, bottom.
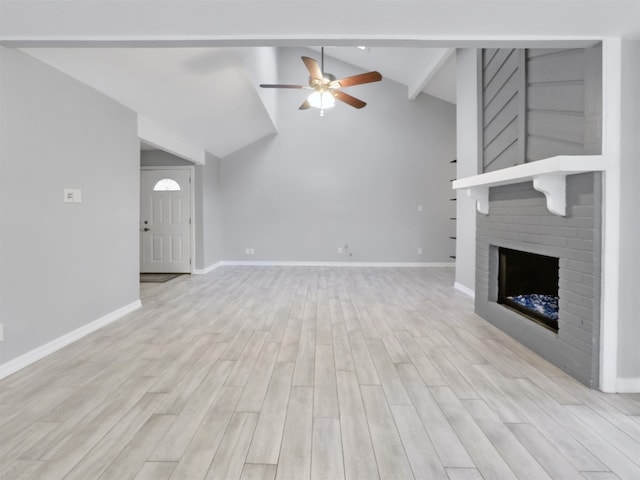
313, 47, 457, 104
21, 46, 457, 158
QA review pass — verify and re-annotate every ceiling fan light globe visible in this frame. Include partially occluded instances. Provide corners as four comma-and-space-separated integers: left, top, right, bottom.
308, 90, 336, 110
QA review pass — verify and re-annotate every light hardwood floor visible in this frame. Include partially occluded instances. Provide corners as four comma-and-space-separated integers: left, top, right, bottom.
1, 266, 639, 480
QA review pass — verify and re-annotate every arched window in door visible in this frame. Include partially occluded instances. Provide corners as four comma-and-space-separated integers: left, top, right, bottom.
153, 178, 181, 191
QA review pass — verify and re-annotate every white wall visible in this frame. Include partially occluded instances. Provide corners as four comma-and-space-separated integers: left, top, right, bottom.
454, 49, 480, 294
0, 46, 140, 364
616, 39, 640, 381
220, 47, 456, 263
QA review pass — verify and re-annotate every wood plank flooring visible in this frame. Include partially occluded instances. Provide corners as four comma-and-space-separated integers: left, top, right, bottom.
1, 266, 639, 479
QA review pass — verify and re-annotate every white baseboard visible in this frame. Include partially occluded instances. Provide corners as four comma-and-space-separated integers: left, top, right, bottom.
615, 377, 640, 393
454, 282, 475, 298
0, 300, 142, 380
220, 261, 455, 268
193, 261, 223, 275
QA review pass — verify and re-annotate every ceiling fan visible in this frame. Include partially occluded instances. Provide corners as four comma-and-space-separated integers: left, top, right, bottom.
259, 47, 382, 115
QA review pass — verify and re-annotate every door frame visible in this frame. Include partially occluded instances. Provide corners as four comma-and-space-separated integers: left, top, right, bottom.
140, 165, 196, 274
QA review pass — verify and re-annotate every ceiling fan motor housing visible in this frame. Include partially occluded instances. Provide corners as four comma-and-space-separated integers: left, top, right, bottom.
260, 50, 382, 110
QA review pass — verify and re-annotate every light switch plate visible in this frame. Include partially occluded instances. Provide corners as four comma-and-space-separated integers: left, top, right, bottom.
64, 188, 74, 203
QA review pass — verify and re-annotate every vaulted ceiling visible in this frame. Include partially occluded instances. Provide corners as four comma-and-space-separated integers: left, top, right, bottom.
20, 46, 457, 158
4, 0, 638, 159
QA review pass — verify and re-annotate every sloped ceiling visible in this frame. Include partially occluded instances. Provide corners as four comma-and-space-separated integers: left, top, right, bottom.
312, 47, 456, 104
21, 47, 278, 158
21, 46, 456, 158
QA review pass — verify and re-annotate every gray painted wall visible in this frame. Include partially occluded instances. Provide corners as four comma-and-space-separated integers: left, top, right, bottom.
0, 46, 140, 363
475, 174, 602, 387
617, 39, 640, 380
526, 46, 602, 160
480, 45, 602, 171
455, 49, 480, 292
481, 48, 524, 172
140, 150, 193, 167
198, 153, 223, 269
220, 47, 456, 263
141, 150, 223, 270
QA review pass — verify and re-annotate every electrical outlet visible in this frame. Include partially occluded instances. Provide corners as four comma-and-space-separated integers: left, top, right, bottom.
73, 189, 82, 203
245, 248, 251, 255
417, 248, 423, 255
250, 248, 255, 255
338, 247, 343, 254
417, 204, 423, 212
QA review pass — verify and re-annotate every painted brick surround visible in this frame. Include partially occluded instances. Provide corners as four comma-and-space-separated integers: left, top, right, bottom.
475, 173, 602, 387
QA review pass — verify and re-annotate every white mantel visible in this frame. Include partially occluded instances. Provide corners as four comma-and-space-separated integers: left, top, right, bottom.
452, 155, 606, 216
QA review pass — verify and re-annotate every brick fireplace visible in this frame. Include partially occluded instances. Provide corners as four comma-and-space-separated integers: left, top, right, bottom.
474, 173, 602, 387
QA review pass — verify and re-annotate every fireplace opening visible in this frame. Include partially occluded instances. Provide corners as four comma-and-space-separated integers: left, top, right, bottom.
497, 247, 559, 332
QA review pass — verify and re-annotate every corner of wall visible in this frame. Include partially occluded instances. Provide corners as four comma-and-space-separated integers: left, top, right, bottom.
454, 48, 480, 293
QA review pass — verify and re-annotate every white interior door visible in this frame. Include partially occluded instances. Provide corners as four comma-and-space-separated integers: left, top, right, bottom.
140, 168, 192, 273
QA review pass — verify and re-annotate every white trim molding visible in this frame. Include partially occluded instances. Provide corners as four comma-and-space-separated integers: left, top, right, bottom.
220, 261, 454, 268
454, 282, 475, 298
0, 300, 141, 380
599, 38, 622, 393
615, 377, 640, 393
193, 261, 224, 275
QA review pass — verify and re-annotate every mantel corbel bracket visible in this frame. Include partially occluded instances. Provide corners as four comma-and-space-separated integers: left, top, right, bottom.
464, 174, 568, 216
467, 187, 489, 215
532, 173, 567, 216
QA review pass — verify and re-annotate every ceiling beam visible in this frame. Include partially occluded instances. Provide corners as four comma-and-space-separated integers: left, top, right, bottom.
1, 1, 637, 43
407, 48, 455, 100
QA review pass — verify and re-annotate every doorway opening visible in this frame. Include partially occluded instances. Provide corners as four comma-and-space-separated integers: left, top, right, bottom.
140, 166, 194, 274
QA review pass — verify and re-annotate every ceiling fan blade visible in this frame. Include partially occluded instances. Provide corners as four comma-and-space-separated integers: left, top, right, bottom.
334, 90, 367, 109
301, 56, 323, 80
259, 84, 305, 89
299, 99, 311, 110
333, 71, 382, 88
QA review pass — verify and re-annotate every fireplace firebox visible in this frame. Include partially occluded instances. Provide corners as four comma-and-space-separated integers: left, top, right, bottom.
497, 247, 560, 332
